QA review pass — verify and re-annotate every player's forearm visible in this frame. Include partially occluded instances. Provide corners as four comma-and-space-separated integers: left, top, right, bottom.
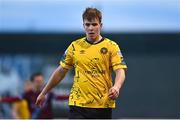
41, 66, 68, 96
114, 68, 126, 90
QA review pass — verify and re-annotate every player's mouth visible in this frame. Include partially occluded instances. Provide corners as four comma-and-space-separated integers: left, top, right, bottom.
89, 33, 95, 35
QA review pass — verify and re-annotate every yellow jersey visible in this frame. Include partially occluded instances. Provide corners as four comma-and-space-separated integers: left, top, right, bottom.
60, 37, 127, 108
13, 100, 30, 119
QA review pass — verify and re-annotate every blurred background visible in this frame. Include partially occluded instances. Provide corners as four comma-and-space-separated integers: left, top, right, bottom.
0, 0, 180, 118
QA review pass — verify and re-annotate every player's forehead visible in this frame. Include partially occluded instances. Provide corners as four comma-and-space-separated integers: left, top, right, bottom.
83, 18, 99, 24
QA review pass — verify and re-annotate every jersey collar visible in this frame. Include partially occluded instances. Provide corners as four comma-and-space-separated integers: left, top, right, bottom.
85, 37, 105, 45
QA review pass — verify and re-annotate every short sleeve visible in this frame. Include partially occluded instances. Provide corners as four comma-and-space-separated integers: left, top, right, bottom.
110, 42, 127, 71
59, 43, 74, 70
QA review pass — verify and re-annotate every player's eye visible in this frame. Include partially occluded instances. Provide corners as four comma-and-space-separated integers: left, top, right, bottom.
85, 23, 90, 27
92, 23, 98, 26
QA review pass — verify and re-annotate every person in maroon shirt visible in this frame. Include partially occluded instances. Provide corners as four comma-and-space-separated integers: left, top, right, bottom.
0, 72, 69, 119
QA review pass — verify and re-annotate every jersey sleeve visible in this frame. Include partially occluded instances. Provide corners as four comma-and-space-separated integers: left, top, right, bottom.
110, 42, 127, 71
59, 43, 74, 70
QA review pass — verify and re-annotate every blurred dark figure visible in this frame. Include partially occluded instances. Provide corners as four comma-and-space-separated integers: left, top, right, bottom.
0, 72, 69, 119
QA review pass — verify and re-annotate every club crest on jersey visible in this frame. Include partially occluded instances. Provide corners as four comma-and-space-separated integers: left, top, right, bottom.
100, 47, 108, 54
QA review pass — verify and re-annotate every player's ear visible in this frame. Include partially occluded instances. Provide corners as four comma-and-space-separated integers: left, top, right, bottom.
83, 22, 85, 28
100, 23, 103, 28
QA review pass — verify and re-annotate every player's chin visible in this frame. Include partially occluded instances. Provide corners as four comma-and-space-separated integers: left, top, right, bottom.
88, 36, 94, 40
88, 34, 96, 39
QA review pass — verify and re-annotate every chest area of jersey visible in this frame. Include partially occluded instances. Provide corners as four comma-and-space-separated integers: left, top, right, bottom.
72, 45, 109, 66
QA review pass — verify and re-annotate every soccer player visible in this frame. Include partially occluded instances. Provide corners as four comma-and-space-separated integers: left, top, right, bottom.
36, 7, 127, 119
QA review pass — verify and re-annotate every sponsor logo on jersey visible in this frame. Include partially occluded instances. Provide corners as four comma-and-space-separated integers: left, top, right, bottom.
80, 50, 85, 54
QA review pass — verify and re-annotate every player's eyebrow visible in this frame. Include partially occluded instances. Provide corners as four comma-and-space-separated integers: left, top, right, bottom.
92, 23, 98, 26
85, 23, 98, 26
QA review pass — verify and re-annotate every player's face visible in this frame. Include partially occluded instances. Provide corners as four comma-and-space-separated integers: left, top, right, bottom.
83, 18, 102, 42
33, 75, 44, 90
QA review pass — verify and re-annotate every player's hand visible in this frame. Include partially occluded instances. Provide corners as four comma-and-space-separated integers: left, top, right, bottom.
108, 86, 119, 100
36, 93, 46, 108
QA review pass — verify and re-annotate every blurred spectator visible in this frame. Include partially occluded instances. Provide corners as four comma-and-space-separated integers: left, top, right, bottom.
11, 100, 30, 119
11, 80, 32, 119
0, 72, 69, 119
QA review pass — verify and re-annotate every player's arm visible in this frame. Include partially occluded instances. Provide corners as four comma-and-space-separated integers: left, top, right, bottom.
36, 65, 68, 107
109, 68, 126, 100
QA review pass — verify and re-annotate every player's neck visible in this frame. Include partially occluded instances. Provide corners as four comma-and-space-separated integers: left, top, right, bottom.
87, 35, 102, 44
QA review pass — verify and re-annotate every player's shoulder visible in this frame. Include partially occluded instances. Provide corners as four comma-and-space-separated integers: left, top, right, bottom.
104, 37, 118, 46
71, 37, 86, 45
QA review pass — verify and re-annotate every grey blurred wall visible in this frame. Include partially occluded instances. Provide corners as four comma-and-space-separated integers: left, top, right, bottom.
0, 33, 179, 118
